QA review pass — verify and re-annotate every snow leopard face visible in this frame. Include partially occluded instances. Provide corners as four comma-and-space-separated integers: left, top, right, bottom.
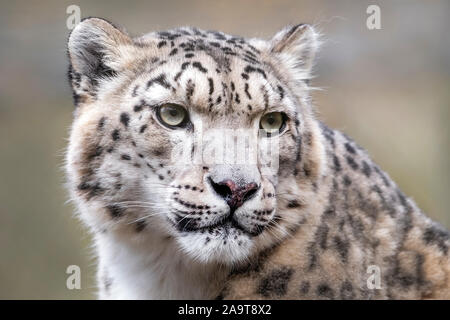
66, 18, 325, 265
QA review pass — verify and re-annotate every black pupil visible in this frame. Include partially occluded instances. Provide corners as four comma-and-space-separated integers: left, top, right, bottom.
267, 117, 275, 125
169, 108, 179, 117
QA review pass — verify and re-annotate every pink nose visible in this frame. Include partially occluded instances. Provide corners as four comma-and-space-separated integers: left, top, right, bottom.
209, 178, 259, 211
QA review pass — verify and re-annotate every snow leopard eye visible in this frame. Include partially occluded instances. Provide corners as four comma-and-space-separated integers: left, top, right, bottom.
157, 103, 189, 128
259, 112, 286, 136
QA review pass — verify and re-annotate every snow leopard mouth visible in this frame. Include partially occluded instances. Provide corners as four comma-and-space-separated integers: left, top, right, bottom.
173, 213, 265, 237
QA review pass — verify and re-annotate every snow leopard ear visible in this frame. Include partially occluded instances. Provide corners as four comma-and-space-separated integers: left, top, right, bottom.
270, 24, 319, 82
67, 17, 132, 104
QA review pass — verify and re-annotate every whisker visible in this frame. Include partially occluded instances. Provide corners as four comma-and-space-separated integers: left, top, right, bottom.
175, 211, 195, 227
126, 213, 161, 225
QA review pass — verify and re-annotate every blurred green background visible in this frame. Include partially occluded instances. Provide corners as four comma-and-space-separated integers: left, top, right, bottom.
0, 0, 449, 299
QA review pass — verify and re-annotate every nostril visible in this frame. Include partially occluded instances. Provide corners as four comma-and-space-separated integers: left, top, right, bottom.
242, 183, 259, 202
209, 177, 233, 201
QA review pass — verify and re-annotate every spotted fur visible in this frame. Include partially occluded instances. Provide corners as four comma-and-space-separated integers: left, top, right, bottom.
66, 18, 449, 299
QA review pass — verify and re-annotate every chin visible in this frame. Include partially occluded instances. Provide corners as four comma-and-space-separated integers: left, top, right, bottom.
175, 223, 255, 265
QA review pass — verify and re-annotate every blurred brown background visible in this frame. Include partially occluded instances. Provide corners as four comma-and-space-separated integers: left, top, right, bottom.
0, 0, 448, 299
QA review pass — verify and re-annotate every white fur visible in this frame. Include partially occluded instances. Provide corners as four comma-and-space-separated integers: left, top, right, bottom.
95, 231, 229, 299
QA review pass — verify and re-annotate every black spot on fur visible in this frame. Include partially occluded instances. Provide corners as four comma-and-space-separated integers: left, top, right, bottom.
139, 124, 147, 133
320, 122, 335, 148
86, 145, 103, 160
317, 283, 334, 299
77, 181, 103, 200
333, 155, 341, 172
344, 142, 356, 154
235, 93, 240, 104
287, 200, 301, 208
131, 85, 139, 97
208, 77, 214, 95
334, 236, 349, 263
371, 184, 396, 217
261, 86, 269, 109
258, 267, 294, 297
157, 40, 167, 48
343, 175, 352, 186
374, 165, 391, 187
346, 156, 359, 170
147, 74, 172, 90
181, 61, 190, 70
316, 223, 329, 249
192, 61, 207, 73
362, 160, 372, 177
396, 190, 413, 236
244, 83, 252, 99
112, 129, 120, 141
121, 154, 131, 161
134, 100, 145, 112
174, 63, 189, 82
107, 205, 123, 219
423, 224, 449, 254
244, 65, 267, 79
357, 190, 378, 219
277, 85, 284, 100
209, 41, 221, 48
120, 112, 130, 127
186, 79, 195, 103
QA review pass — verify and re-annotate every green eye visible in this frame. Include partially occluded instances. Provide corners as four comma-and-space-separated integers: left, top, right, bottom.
157, 104, 188, 128
260, 112, 286, 135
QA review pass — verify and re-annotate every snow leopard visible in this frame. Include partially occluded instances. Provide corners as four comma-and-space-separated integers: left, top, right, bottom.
65, 17, 450, 299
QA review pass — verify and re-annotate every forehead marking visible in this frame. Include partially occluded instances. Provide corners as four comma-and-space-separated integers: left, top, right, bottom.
186, 79, 195, 104
174, 62, 191, 82
261, 85, 269, 110
147, 74, 173, 91
132, 28, 293, 117
192, 61, 208, 73
277, 85, 285, 100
